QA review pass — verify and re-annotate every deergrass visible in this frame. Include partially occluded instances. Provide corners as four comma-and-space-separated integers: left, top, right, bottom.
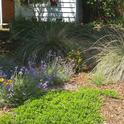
10, 19, 110, 64
11, 21, 76, 63
10, 19, 124, 66
91, 26, 124, 83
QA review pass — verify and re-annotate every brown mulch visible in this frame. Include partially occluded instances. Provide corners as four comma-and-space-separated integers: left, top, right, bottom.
70, 73, 97, 88
0, 107, 12, 118
70, 73, 124, 124
99, 83, 124, 124
101, 98, 124, 124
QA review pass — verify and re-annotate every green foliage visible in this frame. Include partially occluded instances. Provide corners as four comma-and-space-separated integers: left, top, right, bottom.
116, 0, 124, 16
47, 58, 75, 84
0, 88, 118, 124
83, 0, 123, 23
100, 89, 118, 98
10, 20, 75, 63
90, 72, 107, 85
67, 49, 85, 73
108, 17, 124, 27
0, 54, 74, 107
0, 55, 17, 71
92, 26, 124, 83
10, 19, 124, 69
0, 74, 42, 107
33, 55, 75, 87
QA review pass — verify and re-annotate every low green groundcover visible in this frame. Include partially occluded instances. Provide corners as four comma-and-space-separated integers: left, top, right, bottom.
0, 88, 118, 124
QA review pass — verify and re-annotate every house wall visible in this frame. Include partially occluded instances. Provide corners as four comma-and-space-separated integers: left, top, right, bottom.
15, 0, 76, 22
0, 0, 2, 25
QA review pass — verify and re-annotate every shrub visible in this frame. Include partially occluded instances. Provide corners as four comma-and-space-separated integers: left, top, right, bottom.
0, 67, 42, 107
82, 0, 123, 23
91, 27, 124, 83
66, 49, 86, 73
107, 17, 124, 27
28, 53, 75, 89
0, 53, 75, 107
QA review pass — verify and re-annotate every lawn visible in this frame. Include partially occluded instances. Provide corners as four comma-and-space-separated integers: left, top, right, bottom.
0, 88, 118, 124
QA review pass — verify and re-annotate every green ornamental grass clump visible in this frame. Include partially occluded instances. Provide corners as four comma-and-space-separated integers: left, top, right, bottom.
0, 88, 118, 124
91, 27, 124, 84
11, 20, 75, 63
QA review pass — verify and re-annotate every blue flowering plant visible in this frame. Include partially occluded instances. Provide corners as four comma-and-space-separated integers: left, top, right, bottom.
0, 53, 75, 107
33, 55, 75, 90
0, 67, 42, 107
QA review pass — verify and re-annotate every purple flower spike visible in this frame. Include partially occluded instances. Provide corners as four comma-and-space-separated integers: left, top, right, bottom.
37, 80, 49, 90
6, 84, 12, 91
0, 70, 3, 76
0, 70, 7, 78
40, 62, 47, 71
25, 68, 30, 74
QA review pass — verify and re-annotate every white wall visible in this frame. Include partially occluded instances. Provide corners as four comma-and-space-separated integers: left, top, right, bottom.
15, 0, 76, 22
0, 0, 2, 25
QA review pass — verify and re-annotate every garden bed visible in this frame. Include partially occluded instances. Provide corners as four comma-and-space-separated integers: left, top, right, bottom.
0, 20, 124, 124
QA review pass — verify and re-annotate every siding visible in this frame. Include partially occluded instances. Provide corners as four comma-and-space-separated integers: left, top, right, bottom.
0, 0, 2, 25
15, 0, 76, 22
